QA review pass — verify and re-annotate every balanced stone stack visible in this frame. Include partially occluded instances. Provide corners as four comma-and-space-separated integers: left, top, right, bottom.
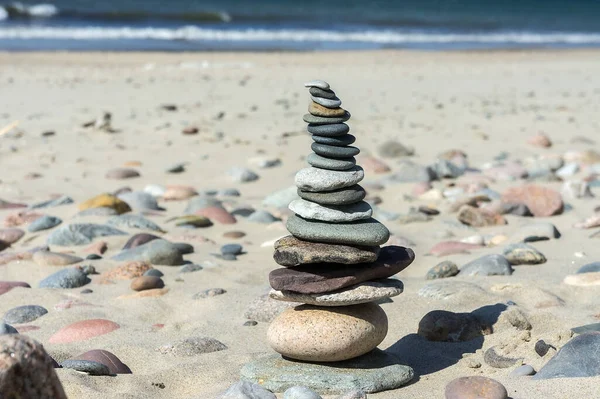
266, 80, 415, 364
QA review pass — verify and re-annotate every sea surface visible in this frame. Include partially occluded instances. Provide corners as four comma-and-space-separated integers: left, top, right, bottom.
1, 0, 600, 51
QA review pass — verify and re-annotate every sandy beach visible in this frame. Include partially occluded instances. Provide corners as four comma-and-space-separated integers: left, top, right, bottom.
1, 49, 600, 398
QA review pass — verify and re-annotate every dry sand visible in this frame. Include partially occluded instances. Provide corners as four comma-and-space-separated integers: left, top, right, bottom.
0, 49, 599, 398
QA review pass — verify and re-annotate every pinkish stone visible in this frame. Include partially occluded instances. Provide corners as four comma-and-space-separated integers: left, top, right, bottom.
429, 241, 484, 257
359, 156, 391, 174
84, 241, 108, 255
48, 319, 120, 344
0, 281, 30, 296
0, 199, 27, 209
574, 214, 600, 229
483, 162, 527, 181
4, 211, 43, 227
195, 206, 236, 224
527, 133, 552, 148
72, 349, 132, 374
0, 253, 22, 266
412, 182, 433, 197
0, 228, 24, 244
163, 185, 198, 201
502, 184, 563, 217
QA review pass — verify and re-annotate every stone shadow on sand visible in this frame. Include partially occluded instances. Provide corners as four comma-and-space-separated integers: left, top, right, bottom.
386, 303, 508, 377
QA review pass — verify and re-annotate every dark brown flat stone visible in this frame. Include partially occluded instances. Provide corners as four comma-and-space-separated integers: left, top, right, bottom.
273, 235, 380, 267
269, 245, 414, 294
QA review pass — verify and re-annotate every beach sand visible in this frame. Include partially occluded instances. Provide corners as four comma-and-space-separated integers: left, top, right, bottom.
1, 49, 599, 398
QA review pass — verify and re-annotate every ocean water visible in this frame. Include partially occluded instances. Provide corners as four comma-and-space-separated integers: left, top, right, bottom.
1, 0, 600, 51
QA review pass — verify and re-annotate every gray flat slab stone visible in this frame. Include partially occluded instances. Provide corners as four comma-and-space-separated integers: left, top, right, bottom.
289, 199, 372, 223
240, 349, 413, 394
286, 215, 389, 246
295, 166, 364, 192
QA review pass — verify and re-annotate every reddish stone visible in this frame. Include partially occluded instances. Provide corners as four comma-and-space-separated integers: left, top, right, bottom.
4, 211, 43, 227
429, 241, 483, 257
359, 156, 391, 174
527, 133, 552, 148
502, 184, 564, 217
0, 199, 27, 210
445, 376, 508, 399
100, 261, 152, 283
163, 185, 198, 201
0, 228, 25, 244
182, 126, 199, 135
0, 281, 30, 296
122, 233, 161, 250
48, 319, 120, 344
72, 349, 132, 374
84, 241, 108, 255
195, 206, 236, 224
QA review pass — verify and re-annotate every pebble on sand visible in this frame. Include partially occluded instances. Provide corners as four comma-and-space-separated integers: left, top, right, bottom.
49, 319, 120, 344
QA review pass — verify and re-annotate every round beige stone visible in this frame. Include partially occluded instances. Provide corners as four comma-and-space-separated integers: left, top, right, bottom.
267, 302, 388, 362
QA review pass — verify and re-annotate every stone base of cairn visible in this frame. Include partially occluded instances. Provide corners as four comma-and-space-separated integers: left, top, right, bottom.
241, 80, 415, 394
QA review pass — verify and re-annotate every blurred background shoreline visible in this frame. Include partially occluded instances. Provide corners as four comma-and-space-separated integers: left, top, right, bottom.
1, 0, 600, 52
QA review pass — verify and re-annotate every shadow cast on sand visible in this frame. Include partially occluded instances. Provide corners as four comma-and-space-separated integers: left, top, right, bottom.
385, 303, 508, 376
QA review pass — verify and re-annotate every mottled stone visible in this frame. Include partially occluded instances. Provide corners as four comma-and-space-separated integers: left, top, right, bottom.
33, 251, 83, 266
39, 267, 90, 289
0, 228, 25, 244
0, 281, 30, 296
269, 246, 413, 294
101, 261, 152, 282
286, 215, 389, 246
458, 205, 506, 227
426, 261, 459, 279
268, 303, 387, 362
157, 336, 227, 356
47, 223, 127, 246
270, 279, 403, 306
298, 185, 366, 206
107, 214, 164, 232
445, 376, 507, 399
118, 191, 163, 211
27, 215, 62, 232
71, 350, 131, 374
3, 305, 48, 324
242, 350, 412, 394
111, 239, 184, 266
273, 235, 379, 266
295, 166, 364, 192
283, 386, 322, 399
289, 199, 372, 223
244, 294, 295, 323
502, 243, 546, 265
0, 335, 67, 398
307, 153, 356, 171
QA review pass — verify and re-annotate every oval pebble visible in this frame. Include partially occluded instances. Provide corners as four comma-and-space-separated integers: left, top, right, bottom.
445, 376, 508, 399
3, 305, 48, 324
60, 360, 111, 376
130, 276, 165, 291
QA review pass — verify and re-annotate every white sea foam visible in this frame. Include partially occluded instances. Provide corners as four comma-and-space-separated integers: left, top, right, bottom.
0, 7, 8, 21
0, 26, 600, 45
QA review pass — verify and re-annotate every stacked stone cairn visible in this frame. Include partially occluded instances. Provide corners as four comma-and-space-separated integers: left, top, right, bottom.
267, 80, 416, 363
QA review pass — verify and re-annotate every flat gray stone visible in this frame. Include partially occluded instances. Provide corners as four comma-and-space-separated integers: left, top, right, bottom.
460, 254, 513, 276
240, 350, 413, 394
287, 215, 389, 246
307, 123, 349, 137
107, 214, 164, 233
47, 223, 127, 246
510, 364, 536, 377
157, 336, 227, 356
289, 199, 372, 223
304, 80, 330, 90
27, 216, 62, 232
533, 332, 600, 379
39, 268, 90, 289
418, 281, 486, 300
303, 113, 350, 125
118, 191, 163, 211
295, 166, 364, 192
60, 360, 111, 376
111, 239, 184, 266
577, 262, 600, 274
383, 161, 434, 183
311, 143, 359, 159
3, 305, 48, 324
228, 167, 259, 183
298, 185, 366, 206
426, 261, 459, 280
312, 134, 355, 146
270, 279, 403, 306
283, 386, 322, 399
311, 96, 341, 108
307, 153, 356, 171
29, 195, 74, 209
309, 87, 336, 99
